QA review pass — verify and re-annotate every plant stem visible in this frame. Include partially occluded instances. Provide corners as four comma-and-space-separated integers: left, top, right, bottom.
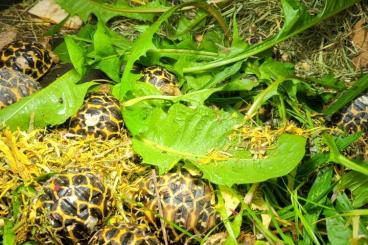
71, 36, 93, 43
122, 95, 175, 107
217, 190, 238, 244
323, 134, 368, 175
156, 48, 219, 58
84, 0, 170, 13
246, 77, 284, 119
89, 49, 219, 65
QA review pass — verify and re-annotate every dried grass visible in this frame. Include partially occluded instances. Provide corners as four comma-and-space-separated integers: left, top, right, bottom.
233, 0, 368, 82
0, 128, 149, 241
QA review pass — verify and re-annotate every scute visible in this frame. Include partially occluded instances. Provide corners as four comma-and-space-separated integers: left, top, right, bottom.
90, 223, 161, 245
131, 170, 218, 243
30, 169, 113, 244
68, 92, 124, 140
337, 93, 368, 134
0, 41, 53, 80
0, 67, 40, 109
140, 66, 181, 96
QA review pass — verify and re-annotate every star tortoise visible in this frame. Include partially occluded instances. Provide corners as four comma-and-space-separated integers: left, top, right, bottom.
68, 92, 124, 140
0, 40, 53, 80
30, 169, 113, 244
140, 66, 181, 96
336, 92, 368, 134
0, 67, 40, 109
90, 223, 161, 245
129, 170, 218, 243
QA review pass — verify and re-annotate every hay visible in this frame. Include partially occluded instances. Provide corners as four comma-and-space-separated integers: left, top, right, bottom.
233, 0, 368, 82
0, 128, 147, 241
0, 0, 74, 43
109, 0, 368, 82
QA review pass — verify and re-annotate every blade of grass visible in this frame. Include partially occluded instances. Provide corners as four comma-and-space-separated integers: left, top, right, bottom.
323, 134, 368, 175
243, 203, 283, 243
324, 75, 368, 116
291, 191, 321, 245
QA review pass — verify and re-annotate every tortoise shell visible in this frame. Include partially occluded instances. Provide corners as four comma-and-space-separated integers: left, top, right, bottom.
0, 67, 40, 109
90, 223, 161, 245
131, 170, 218, 243
0, 41, 53, 80
31, 169, 113, 244
68, 93, 123, 140
140, 66, 181, 96
336, 92, 367, 134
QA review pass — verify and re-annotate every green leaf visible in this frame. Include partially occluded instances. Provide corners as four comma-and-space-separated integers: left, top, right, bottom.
130, 104, 240, 174
259, 58, 295, 80
65, 36, 86, 75
183, 0, 361, 73
55, 0, 167, 22
340, 171, 368, 208
128, 103, 306, 186
302, 168, 333, 244
54, 24, 96, 63
230, 14, 248, 51
45, 15, 70, 36
246, 77, 285, 118
217, 188, 240, 245
3, 220, 16, 245
93, 21, 115, 56
174, 11, 208, 38
173, 88, 222, 107
335, 132, 364, 151
222, 76, 259, 92
310, 75, 345, 90
115, 1, 230, 99
202, 61, 243, 89
185, 73, 213, 90
323, 74, 368, 116
116, 3, 186, 99
92, 22, 121, 82
325, 212, 351, 245
95, 57, 121, 83
197, 134, 306, 186
0, 70, 93, 131
324, 193, 354, 245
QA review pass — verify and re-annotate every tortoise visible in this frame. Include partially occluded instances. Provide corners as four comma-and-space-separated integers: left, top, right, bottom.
333, 92, 368, 160
140, 66, 181, 96
0, 67, 40, 109
335, 92, 368, 134
30, 169, 114, 244
89, 223, 161, 245
0, 40, 53, 80
68, 92, 124, 140
128, 169, 218, 243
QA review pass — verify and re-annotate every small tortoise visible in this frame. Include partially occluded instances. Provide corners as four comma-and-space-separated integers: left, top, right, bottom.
0, 67, 40, 109
30, 169, 113, 244
140, 66, 181, 96
334, 92, 368, 160
90, 223, 161, 245
129, 170, 218, 243
69, 92, 124, 140
335, 92, 368, 134
0, 40, 53, 80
